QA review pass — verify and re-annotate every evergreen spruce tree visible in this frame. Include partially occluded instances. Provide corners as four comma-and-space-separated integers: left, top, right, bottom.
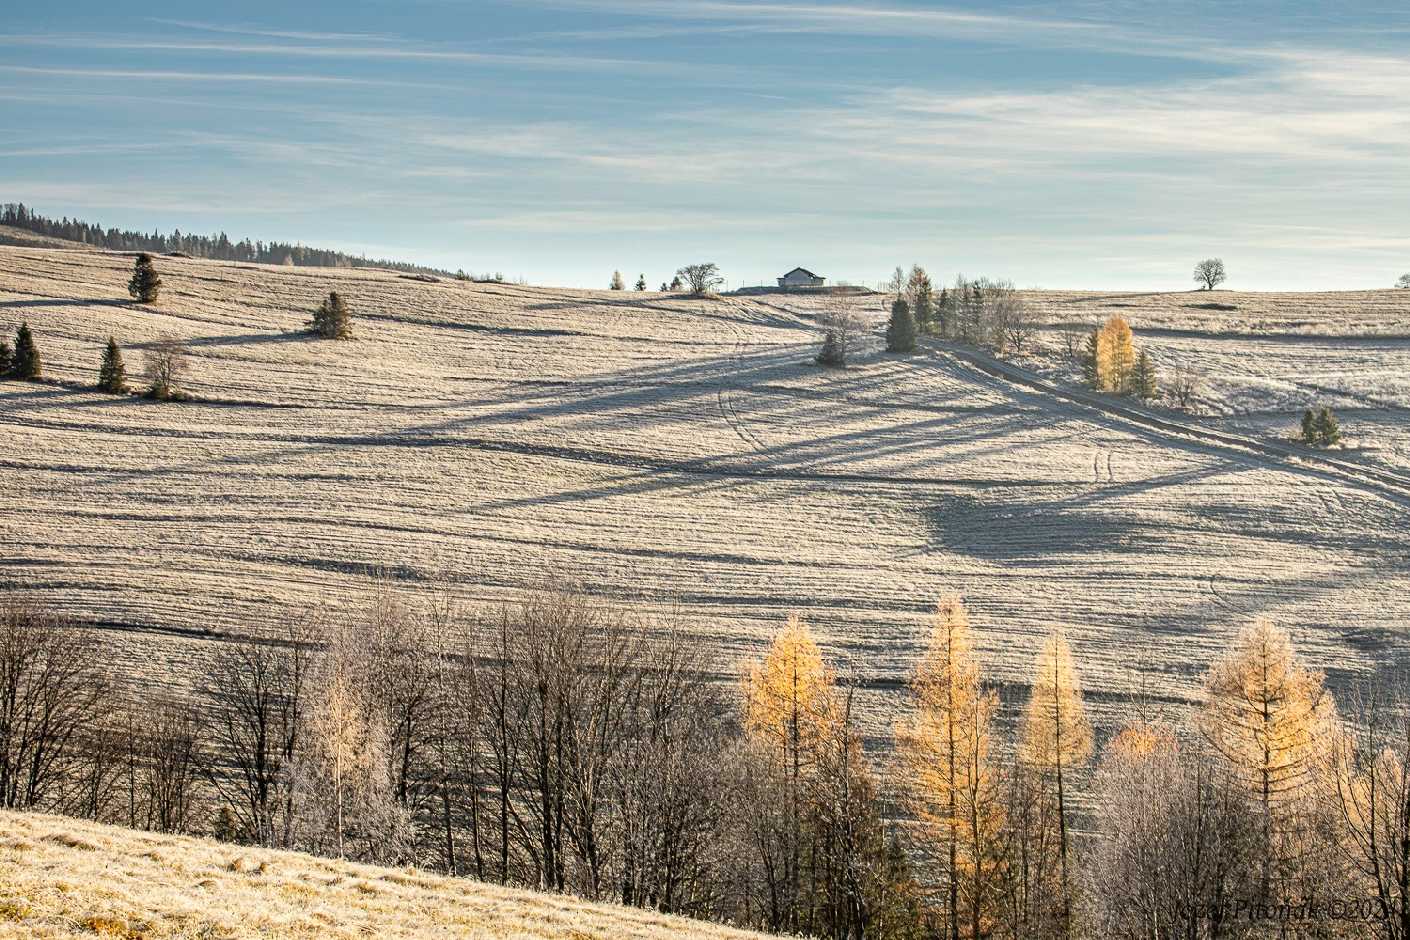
816, 329, 845, 367
913, 285, 934, 334
1301, 409, 1317, 444
12, 322, 41, 379
1315, 407, 1340, 446
886, 298, 917, 353
1081, 330, 1100, 388
610, 270, 625, 291
127, 252, 162, 303
634, 274, 647, 291
308, 291, 353, 339
1133, 350, 1157, 399
97, 336, 128, 393
0, 338, 12, 377
935, 287, 950, 337
669, 275, 683, 291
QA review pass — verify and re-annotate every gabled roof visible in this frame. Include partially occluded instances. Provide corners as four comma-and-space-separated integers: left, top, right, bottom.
781, 267, 821, 278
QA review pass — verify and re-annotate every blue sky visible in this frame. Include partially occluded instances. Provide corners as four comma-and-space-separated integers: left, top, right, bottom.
3, 1, 1408, 290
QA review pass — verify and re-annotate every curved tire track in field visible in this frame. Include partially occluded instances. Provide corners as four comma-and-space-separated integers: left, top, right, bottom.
924, 339, 1410, 506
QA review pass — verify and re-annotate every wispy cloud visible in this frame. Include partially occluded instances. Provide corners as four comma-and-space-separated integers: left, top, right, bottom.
0, 34, 687, 75
0, 65, 443, 88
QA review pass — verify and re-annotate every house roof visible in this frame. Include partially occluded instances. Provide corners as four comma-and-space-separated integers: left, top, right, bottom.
781, 267, 821, 278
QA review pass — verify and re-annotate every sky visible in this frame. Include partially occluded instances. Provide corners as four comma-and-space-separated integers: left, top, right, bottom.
3, 1, 1408, 290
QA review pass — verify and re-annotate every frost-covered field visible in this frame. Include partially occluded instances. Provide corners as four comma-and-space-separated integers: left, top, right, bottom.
3, 248, 1410, 742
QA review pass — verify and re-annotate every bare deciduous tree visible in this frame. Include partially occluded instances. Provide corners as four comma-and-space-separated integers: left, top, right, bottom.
1194, 258, 1227, 290
143, 333, 189, 400
0, 596, 107, 811
816, 297, 870, 368
675, 263, 724, 296
1170, 362, 1202, 410
202, 619, 316, 847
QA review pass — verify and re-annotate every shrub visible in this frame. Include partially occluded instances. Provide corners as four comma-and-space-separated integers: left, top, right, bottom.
1301, 406, 1340, 446
308, 292, 353, 340
12, 322, 41, 380
128, 253, 162, 304
97, 337, 128, 394
144, 334, 189, 400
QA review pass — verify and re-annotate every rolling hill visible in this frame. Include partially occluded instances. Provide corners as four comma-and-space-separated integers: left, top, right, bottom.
0, 809, 770, 938
3, 246, 1410, 744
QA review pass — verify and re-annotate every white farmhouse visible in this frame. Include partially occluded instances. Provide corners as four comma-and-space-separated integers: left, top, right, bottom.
777, 267, 825, 289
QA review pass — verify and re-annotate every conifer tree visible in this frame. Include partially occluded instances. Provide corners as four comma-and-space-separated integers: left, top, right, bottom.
97, 337, 128, 393
1301, 408, 1317, 444
886, 298, 917, 353
1315, 407, 1340, 446
634, 274, 646, 291
898, 597, 1003, 940
610, 270, 625, 290
12, 322, 41, 380
308, 291, 353, 339
914, 283, 935, 334
669, 275, 683, 291
816, 329, 845, 367
1202, 619, 1336, 896
1133, 349, 1157, 399
936, 287, 950, 337
0, 338, 12, 377
743, 613, 837, 931
1018, 628, 1093, 936
127, 252, 162, 303
1081, 330, 1100, 388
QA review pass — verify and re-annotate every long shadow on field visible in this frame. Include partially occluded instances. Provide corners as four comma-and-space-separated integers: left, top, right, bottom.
0, 298, 132, 309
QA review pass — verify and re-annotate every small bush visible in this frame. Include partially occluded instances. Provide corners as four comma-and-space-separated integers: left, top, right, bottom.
1301, 406, 1341, 446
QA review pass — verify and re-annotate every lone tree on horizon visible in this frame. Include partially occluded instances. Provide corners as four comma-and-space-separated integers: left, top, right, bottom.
12, 322, 41, 380
1397, 273, 1410, 289
676, 263, 724, 296
128, 252, 162, 304
309, 291, 353, 339
610, 270, 625, 291
97, 337, 128, 393
634, 274, 646, 291
1193, 258, 1227, 290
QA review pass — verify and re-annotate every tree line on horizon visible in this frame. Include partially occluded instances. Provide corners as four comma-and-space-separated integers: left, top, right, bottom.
2, 584, 1408, 939
0, 203, 450, 277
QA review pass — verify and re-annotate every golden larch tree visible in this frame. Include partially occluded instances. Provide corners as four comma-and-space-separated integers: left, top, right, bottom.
1094, 315, 1136, 393
1201, 618, 1337, 892
742, 613, 837, 930
1018, 627, 1093, 935
897, 596, 1004, 940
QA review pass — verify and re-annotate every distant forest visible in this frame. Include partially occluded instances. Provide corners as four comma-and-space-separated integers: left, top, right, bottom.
0, 203, 451, 276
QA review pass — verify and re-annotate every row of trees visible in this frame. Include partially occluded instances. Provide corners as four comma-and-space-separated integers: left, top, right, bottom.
5, 584, 1410, 938
607, 265, 721, 295
884, 266, 1038, 356
1, 203, 450, 276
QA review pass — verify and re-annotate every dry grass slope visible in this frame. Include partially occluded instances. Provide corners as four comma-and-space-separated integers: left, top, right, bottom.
4, 247, 1410, 745
0, 810, 770, 939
